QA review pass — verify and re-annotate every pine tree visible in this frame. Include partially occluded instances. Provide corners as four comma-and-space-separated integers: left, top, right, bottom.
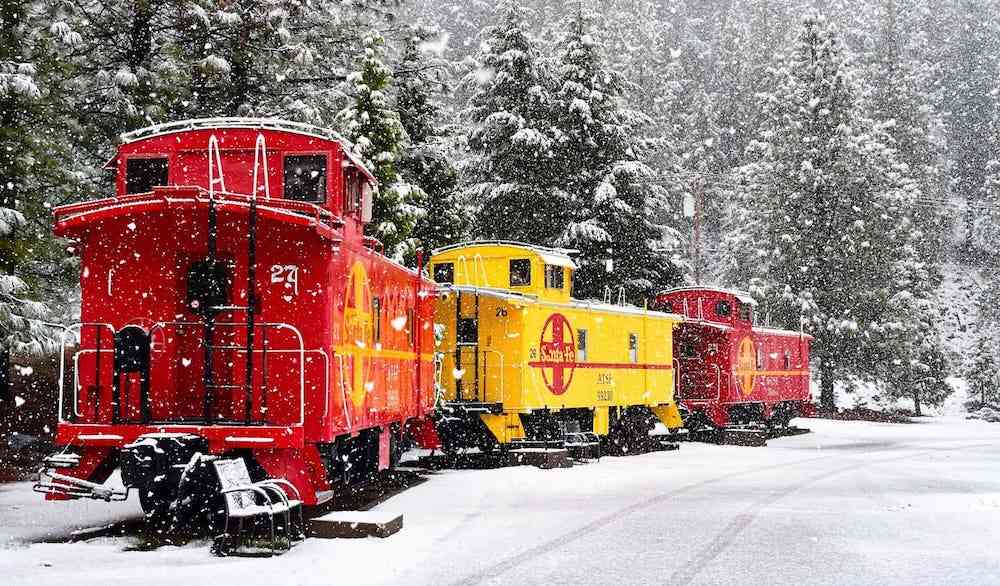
462, 0, 568, 245
862, 0, 952, 284
724, 15, 927, 411
0, 0, 59, 406
552, 4, 683, 302
338, 31, 417, 257
966, 317, 1000, 409
396, 29, 467, 263
967, 153, 1000, 409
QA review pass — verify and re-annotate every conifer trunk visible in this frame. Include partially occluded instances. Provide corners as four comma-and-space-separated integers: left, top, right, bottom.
819, 358, 836, 412
912, 389, 922, 416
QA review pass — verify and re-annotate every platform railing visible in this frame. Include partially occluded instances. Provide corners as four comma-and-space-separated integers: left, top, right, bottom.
148, 320, 309, 426
50, 322, 118, 424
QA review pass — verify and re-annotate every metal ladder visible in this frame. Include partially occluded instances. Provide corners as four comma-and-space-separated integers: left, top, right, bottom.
454, 290, 480, 402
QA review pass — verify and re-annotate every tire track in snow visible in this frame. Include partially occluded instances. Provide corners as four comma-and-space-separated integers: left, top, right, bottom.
450, 441, 995, 586
664, 442, 996, 586
447, 453, 838, 586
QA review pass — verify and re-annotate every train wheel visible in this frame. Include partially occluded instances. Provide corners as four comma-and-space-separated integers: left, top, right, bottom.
138, 479, 177, 527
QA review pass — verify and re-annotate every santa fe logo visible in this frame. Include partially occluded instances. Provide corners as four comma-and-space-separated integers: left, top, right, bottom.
535, 313, 577, 396
736, 336, 757, 397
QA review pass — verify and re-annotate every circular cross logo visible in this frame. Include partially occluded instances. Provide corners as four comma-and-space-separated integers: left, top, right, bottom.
342, 261, 373, 407
736, 336, 756, 397
538, 313, 577, 395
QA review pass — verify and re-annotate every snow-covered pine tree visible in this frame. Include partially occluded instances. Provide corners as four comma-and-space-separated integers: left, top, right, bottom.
552, 3, 682, 302
861, 0, 952, 285
462, 0, 568, 245
931, 0, 1000, 255
0, 0, 59, 406
724, 15, 926, 411
966, 155, 1000, 409
396, 28, 467, 263
966, 319, 1000, 409
338, 31, 419, 257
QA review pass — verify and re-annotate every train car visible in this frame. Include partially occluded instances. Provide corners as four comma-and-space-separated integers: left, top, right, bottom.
424, 242, 684, 455
653, 287, 813, 429
34, 118, 436, 513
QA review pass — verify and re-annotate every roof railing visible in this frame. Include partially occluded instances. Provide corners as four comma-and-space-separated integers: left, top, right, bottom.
431, 240, 579, 258
120, 117, 353, 146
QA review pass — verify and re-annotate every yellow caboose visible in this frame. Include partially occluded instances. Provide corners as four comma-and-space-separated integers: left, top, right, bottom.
429, 241, 684, 454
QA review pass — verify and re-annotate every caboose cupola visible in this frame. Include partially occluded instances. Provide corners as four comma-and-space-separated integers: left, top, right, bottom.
655, 287, 757, 327
106, 117, 376, 225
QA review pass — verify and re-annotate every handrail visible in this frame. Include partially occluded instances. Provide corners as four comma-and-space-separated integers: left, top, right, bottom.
335, 354, 354, 430
252, 133, 271, 199
71, 349, 114, 421
54, 187, 340, 224
49, 322, 117, 423
473, 254, 490, 288
711, 363, 722, 402
149, 320, 308, 425
208, 134, 226, 197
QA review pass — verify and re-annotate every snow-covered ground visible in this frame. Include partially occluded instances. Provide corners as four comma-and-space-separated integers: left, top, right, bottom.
3, 417, 1000, 585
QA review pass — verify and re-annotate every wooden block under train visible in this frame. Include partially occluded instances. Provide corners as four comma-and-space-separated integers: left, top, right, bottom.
309, 511, 403, 539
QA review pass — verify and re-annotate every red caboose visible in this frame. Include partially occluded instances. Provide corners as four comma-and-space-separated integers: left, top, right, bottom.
654, 287, 814, 429
36, 118, 436, 512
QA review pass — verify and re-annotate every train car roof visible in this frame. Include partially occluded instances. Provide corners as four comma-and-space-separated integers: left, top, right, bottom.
432, 240, 578, 269
658, 286, 758, 306
437, 283, 684, 320
110, 117, 377, 183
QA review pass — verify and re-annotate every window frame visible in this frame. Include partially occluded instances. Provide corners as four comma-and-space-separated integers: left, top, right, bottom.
715, 299, 732, 317
577, 328, 588, 362
283, 152, 329, 204
343, 167, 362, 213
628, 333, 639, 363
433, 263, 455, 284
509, 259, 532, 287
544, 264, 565, 289
124, 155, 169, 195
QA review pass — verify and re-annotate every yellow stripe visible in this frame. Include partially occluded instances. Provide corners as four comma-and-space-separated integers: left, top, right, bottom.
334, 345, 435, 362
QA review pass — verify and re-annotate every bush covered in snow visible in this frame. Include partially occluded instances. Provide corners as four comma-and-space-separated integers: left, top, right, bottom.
966, 406, 1000, 423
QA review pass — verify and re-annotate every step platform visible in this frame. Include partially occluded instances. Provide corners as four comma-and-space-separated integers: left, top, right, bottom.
507, 448, 573, 469
308, 511, 403, 539
414, 448, 573, 470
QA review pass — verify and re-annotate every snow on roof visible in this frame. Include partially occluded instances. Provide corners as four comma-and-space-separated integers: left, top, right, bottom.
432, 240, 578, 269
659, 286, 758, 306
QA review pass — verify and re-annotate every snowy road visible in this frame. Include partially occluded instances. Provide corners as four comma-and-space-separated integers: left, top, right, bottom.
3, 417, 1000, 586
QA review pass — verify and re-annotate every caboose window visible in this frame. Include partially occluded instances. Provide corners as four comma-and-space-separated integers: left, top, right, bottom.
125, 157, 168, 194
715, 300, 731, 317
510, 259, 531, 286
372, 297, 382, 343
284, 155, 327, 202
544, 265, 564, 289
343, 169, 361, 211
784, 350, 792, 369
629, 333, 638, 363
739, 302, 753, 322
433, 263, 454, 284
756, 348, 764, 369
578, 329, 588, 362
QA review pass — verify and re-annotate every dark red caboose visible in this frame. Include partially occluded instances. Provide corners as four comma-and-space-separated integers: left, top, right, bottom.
654, 287, 814, 429
36, 118, 436, 511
